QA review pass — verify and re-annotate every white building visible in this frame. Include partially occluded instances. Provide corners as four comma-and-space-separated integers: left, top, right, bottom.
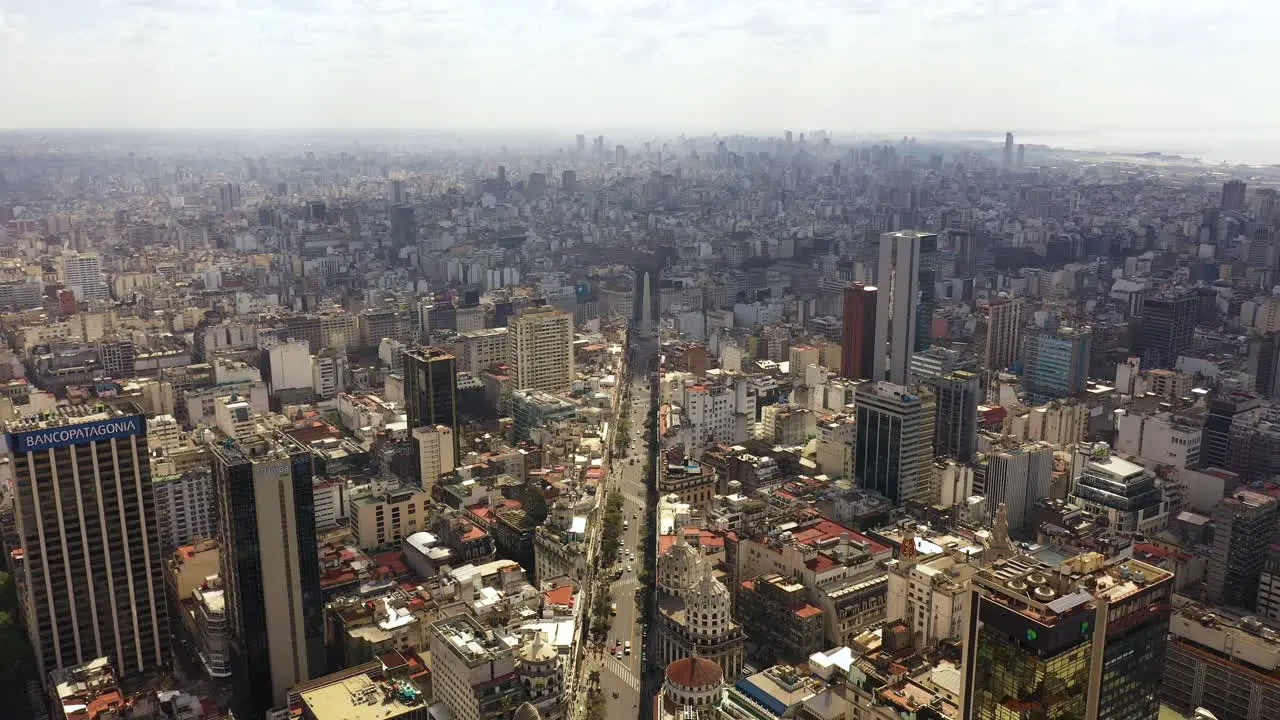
974, 441, 1054, 533
313, 477, 349, 529
61, 252, 108, 301
885, 538, 977, 648
1114, 410, 1201, 469
265, 340, 312, 393
153, 469, 217, 550
311, 351, 348, 400
874, 231, 936, 384
671, 374, 756, 452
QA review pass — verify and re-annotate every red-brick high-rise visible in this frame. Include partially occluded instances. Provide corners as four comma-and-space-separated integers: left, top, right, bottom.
840, 282, 877, 380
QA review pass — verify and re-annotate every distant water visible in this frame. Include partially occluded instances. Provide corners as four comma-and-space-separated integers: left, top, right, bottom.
966, 129, 1280, 166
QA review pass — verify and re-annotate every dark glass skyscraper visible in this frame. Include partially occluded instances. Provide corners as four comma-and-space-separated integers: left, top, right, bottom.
212, 432, 323, 717
962, 554, 1173, 720
934, 370, 979, 462
1138, 290, 1197, 369
404, 347, 458, 432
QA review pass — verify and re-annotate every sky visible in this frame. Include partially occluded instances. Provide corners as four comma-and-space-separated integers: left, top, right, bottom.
2, 0, 1279, 143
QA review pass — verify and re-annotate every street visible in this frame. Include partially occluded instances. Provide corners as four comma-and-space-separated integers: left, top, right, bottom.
596, 371, 653, 719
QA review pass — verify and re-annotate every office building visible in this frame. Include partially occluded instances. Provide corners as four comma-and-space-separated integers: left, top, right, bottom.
874, 231, 938, 384
1023, 326, 1091, 401
854, 381, 936, 505
839, 282, 877, 380
1002, 132, 1014, 170
1206, 489, 1277, 610
1222, 179, 1247, 211
934, 370, 979, 462
429, 614, 523, 720
507, 305, 575, 395
389, 178, 406, 205
983, 295, 1023, 372
61, 252, 108, 302
390, 205, 416, 248
1163, 602, 1280, 720
1139, 290, 1197, 369
1259, 546, 1280, 622
212, 430, 324, 716
1201, 392, 1265, 471
404, 347, 458, 432
1069, 443, 1165, 535
973, 440, 1053, 534
4, 404, 169, 679
962, 553, 1174, 720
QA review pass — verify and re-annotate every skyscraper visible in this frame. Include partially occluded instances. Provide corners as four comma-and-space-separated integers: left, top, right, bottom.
61, 252, 108, 302
983, 295, 1024, 372
1002, 132, 1014, 170
854, 381, 936, 505
389, 205, 416, 249
962, 553, 1173, 720
1138, 290, 1197, 369
404, 347, 458, 433
973, 440, 1053, 533
874, 230, 938, 384
1023, 326, 1091, 401
934, 370, 979, 462
1016, 143, 1025, 170
1206, 489, 1277, 610
839, 282, 877, 380
507, 305, 575, 394
4, 404, 169, 679
1222, 179, 1247, 211
575, 134, 586, 155
389, 178, 406, 205
212, 430, 323, 716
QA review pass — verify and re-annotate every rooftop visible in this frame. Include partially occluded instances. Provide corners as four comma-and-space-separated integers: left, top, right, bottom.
298, 671, 426, 720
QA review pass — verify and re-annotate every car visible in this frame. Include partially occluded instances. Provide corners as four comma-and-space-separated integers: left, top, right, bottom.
624, 640, 632, 655
626, 565, 632, 573
611, 603, 618, 616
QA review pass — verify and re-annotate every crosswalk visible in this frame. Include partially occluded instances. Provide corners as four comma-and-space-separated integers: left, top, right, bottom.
602, 651, 641, 692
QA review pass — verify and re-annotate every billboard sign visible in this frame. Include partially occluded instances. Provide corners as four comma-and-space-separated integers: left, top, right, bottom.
10, 415, 144, 453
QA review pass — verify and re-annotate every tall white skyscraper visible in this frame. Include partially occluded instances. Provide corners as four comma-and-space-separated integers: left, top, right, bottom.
61, 252, 108, 301
874, 231, 937, 385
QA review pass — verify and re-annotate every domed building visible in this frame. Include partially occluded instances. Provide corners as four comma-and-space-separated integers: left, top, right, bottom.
659, 656, 725, 717
513, 702, 543, 720
656, 530, 745, 682
516, 631, 565, 719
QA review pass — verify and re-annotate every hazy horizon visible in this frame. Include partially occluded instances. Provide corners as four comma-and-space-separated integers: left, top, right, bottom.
3, 0, 1278, 163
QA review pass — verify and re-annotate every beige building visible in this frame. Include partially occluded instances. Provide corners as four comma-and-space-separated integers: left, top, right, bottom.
507, 306, 575, 394
456, 327, 509, 373
350, 484, 432, 550
413, 424, 456, 495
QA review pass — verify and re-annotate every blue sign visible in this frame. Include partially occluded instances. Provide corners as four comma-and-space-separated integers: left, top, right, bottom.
10, 415, 143, 453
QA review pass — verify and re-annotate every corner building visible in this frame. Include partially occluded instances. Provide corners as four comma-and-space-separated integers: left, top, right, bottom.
4, 404, 169, 679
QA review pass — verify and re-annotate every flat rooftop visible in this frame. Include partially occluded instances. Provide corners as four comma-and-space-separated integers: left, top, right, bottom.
299, 672, 426, 720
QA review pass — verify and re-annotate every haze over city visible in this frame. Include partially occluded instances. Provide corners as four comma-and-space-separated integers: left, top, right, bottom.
4, 0, 1280, 162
